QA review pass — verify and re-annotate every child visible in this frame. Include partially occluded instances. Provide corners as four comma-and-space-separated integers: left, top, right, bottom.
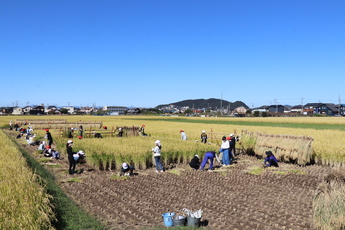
189, 155, 200, 170
264, 151, 279, 168
152, 140, 164, 172
121, 162, 134, 176
201, 130, 208, 143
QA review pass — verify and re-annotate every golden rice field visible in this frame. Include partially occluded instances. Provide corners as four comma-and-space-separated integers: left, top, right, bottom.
2, 115, 345, 167
0, 129, 55, 229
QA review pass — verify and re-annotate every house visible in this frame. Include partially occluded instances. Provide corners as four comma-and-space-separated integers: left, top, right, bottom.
12, 107, 23, 115
252, 105, 269, 113
303, 103, 322, 115
29, 106, 45, 115
314, 103, 339, 116
61, 106, 76, 114
45, 106, 58, 114
0, 107, 13, 114
290, 105, 303, 114
22, 106, 32, 115
127, 108, 141, 115
103, 106, 127, 115
234, 106, 247, 114
79, 107, 94, 114
268, 105, 285, 113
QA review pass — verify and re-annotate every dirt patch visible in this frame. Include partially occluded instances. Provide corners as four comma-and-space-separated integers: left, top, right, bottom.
12, 132, 331, 230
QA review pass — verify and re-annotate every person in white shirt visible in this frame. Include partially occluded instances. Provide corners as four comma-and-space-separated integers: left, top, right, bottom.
152, 140, 164, 172
180, 130, 187, 140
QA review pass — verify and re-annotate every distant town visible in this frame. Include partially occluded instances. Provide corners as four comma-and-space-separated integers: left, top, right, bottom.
1, 102, 344, 117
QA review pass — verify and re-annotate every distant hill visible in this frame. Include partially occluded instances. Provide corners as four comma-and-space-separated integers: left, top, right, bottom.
156, 98, 249, 110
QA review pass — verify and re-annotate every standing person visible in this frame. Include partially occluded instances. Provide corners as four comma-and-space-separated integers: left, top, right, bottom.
230, 134, 237, 156
46, 129, 53, 147
189, 155, 200, 170
66, 140, 76, 175
219, 136, 231, 166
200, 151, 217, 170
79, 125, 84, 138
152, 140, 164, 172
201, 130, 208, 144
9, 120, 13, 130
180, 130, 187, 140
228, 136, 235, 159
68, 128, 74, 138
264, 151, 279, 168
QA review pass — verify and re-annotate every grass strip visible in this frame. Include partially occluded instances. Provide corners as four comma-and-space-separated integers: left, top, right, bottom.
130, 118, 345, 131
8, 134, 107, 230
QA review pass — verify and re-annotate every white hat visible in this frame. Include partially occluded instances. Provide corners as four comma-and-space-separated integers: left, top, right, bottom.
78, 150, 85, 155
202, 130, 205, 133
122, 162, 128, 169
67, 140, 73, 144
195, 155, 199, 158
230, 134, 234, 137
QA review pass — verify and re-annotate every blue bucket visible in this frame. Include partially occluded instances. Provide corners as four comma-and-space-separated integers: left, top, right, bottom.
162, 212, 175, 227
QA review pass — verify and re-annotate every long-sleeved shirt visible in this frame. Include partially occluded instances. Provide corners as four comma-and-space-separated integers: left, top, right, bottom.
152, 145, 161, 157
264, 155, 279, 167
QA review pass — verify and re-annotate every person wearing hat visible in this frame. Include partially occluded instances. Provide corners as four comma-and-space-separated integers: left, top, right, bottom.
219, 136, 231, 166
45, 129, 53, 146
200, 151, 217, 170
189, 155, 201, 170
152, 140, 164, 172
121, 162, 135, 176
66, 140, 77, 174
118, 128, 123, 137
180, 130, 187, 140
264, 151, 279, 168
200, 130, 208, 144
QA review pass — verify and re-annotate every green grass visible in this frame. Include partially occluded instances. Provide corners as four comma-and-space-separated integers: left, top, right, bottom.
9, 135, 107, 230
247, 166, 265, 175
46, 164, 63, 168
131, 117, 345, 131
273, 171, 288, 175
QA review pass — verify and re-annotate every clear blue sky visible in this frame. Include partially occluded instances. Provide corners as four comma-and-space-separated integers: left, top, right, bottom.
1, 0, 344, 108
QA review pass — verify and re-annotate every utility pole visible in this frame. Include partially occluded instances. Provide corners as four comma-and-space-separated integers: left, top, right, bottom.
338, 95, 341, 115
301, 98, 304, 115
274, 99, 278, 113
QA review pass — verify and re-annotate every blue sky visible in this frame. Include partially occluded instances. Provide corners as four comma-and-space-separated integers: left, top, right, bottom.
1, 0, 344, 108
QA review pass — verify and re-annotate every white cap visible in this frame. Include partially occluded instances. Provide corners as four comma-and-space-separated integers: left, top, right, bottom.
230, 134, 234, 137
155, 140, 161, 144
78, 150, 85, 155
195, 155, 199, 158
122, 162, 128, 169
202, 130, 205, 133
67, 140, 73, 144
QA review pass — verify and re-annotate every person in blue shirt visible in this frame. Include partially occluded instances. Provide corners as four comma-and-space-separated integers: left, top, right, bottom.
264, 151, 279, 168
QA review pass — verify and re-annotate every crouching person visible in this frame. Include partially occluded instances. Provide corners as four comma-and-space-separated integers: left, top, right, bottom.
121, 162, 134, 176
264, 151, 279, 168
189, 155, 200, 170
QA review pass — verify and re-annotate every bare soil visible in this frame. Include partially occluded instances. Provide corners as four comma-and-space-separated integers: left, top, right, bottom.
13, 133, 331, 230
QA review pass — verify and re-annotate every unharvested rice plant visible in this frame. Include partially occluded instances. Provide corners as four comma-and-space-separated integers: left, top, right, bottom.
1, 115, 345, 229
0, 130, 55, 229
